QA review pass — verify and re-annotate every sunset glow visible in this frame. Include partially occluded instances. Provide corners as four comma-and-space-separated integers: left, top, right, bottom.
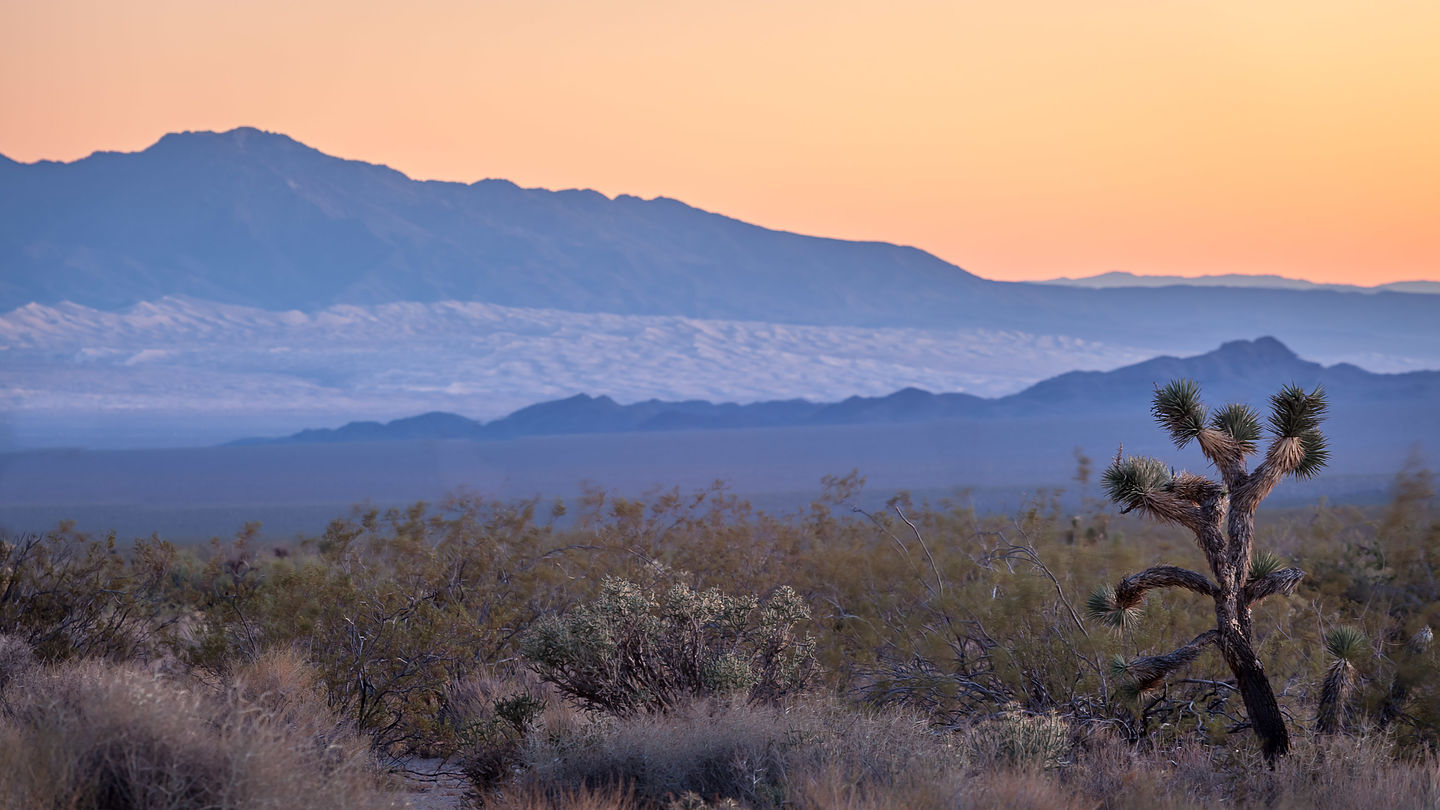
3, 0, 1438, 284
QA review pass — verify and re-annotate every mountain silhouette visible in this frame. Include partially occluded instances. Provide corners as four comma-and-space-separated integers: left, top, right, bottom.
0, 127, 978, 322
1042, 271, 1440, 295
3, 128, 1437, 358
235, 337, 1438, 445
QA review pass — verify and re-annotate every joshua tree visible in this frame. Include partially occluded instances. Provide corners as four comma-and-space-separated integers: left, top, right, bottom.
1316, 626, 1366, 734
1088, 379, 1328, 759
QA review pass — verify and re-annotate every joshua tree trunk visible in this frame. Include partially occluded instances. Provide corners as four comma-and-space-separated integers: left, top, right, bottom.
1217, 599, 1289, 757
1089, 380, 1329, 760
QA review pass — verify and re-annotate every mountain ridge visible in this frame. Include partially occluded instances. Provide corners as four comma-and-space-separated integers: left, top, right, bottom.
233, 337, 1440, 446
1043, 271, 1440, 295
4, 127, 1438, 365
0, 127, 984, 321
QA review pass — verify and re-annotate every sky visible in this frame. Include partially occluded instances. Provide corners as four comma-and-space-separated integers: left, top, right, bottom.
2, 0, 1438, 285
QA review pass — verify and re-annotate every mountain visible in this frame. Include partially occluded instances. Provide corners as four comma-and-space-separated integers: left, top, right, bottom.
236, 338, 1440, 445
0, 127, 980, 324
1042, 271, 1440, 295
3, 128, 1438, 359
0, 296, 1166, 450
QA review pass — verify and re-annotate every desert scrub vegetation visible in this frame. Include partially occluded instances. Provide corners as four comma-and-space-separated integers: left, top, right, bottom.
0, 417, 1438, 807
520, 563, 818, 716
0, 644, 400, 809
483, 700, 1440, 810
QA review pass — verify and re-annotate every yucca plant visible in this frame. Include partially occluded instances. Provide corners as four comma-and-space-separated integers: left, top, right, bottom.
1317, 626, 1366, 734
1088, 379, 1328, 759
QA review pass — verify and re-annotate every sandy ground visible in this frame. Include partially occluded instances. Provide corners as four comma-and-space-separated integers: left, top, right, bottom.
399, 758, 470, 810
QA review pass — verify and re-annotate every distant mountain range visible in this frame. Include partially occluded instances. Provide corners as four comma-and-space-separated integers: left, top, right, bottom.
235, 337, 1439, 445
3, 128, 1438, 452
1043, 271, 1440, 295
2, 128, 1437, 360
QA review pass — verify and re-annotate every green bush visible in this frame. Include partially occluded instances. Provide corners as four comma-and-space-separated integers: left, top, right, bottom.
521, 565, 818, 716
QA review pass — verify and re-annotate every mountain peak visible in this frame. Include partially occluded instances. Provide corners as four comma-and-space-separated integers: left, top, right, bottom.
1214, 336, 1299, 362
147, 127, 316, 158
0, 127, 995, 316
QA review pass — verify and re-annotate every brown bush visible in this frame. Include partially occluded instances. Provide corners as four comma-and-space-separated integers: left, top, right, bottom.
500, 695, 965, 809
0, 659, 400, 810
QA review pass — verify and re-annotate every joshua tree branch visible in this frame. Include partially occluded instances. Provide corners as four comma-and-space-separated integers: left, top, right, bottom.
1167, 471, 1226, 506
1234, 436, 1302, 511
1115, 565, 1218, 609
1243, 568, 1305, 606
1195, 429, 1248, 490
1123, 630, 1219, 691
1133, 490, 1209, 534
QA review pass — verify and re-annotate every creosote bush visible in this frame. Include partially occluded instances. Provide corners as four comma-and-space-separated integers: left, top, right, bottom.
521, 564, 818, 716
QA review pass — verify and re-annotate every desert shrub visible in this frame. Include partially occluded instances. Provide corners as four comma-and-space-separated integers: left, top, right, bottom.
520, 564, 818, 716
175, 496, 613, 756
845, 514, 1129, 729
498, 693, 1440, 810
11, 463, 1440, 792
964, 703, 1072, 769
0, 633, 36, 691
0, 659, 399, 810
505, 697, 964, 809
451, 683, 550, 792
1300, 459, 1440, 746
0, 529, 176, 663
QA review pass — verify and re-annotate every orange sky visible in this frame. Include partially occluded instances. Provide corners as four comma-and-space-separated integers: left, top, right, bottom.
3, 0, 1438, 284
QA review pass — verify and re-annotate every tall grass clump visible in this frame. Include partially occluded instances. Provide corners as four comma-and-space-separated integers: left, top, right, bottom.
0, 656, 400, 810
502, 696, 969, 809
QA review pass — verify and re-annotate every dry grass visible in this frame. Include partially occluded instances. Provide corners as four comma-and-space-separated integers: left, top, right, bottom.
485, 784, 643, 810
499, 696, 967, 809
0, 654, 403, 810
1063, 730, 1440, 810
475, 694, 1440, 810
0, 633, 37, 690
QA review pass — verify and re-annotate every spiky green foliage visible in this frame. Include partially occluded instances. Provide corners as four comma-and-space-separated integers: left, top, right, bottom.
1115, 679, 1145, 702
1249, 551, 1284, 581
1085, 585, 1140, 631
1109, 654, 1130, 679
1318, 629, 1363, 734
1168, 471, 1221, 504
1151, 380, 1208, 449
1120, 635, 1214, 692
1293, 430, 1330, 480
1267, 384, 1328, 439
1210, 403, 1261, 454
1324, 626, 1368, 664
1101, 456, 1172, 512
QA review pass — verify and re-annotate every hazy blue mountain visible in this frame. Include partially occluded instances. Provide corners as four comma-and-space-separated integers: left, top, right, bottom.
282, 411, 486, 443
3, 128, 1437, 359
1042, 271, 1440, 295
235, 338, 1440, 445
0, 128, 978, 324
10, 337, 1439, 540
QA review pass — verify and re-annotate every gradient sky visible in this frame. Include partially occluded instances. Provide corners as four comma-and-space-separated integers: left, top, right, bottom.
3, 0, 1438, 284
